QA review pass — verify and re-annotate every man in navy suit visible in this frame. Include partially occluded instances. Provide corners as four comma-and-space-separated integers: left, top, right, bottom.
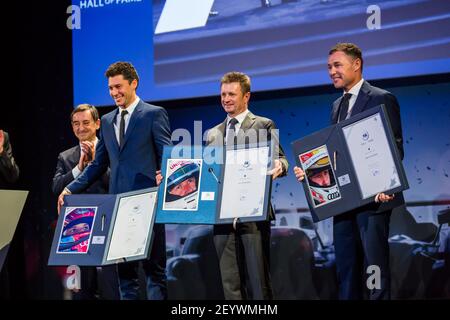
294, 43, 404, 299
58, 62, 172, 300
52, 104, 119, 300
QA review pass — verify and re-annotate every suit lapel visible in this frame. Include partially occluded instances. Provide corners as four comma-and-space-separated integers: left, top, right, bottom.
350, 80, 371, 116
211, 111, 255, 145
104, 109, 120, 153
240, 111, 256, 132
331, 98, 341, 124
331, 81, 372, 123
219, 119, 226, 135
235, 111, 256, 142
213, 119, 227, 146
69, 146, 81, 167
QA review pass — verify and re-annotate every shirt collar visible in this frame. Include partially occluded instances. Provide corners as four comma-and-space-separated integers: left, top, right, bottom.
345, 78, 364, 97
118, 96, 140, 117
227, 109, 250, 126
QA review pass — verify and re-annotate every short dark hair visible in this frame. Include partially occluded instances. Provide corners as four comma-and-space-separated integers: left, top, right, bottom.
105, 61, 139, 85
71, 104, 99, 123
221, 71, 251, 94
329, 43, 364, 72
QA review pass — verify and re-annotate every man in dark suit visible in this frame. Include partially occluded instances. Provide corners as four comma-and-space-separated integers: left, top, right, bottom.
0, 130, 19, 188
52, 104, 119, 300
58, 62, 171, 300
0, 129, 20, 299
294, 43, 404, 299
206, 71, 289, 300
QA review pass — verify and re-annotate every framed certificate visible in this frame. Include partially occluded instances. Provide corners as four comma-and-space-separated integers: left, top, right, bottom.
342, 112, 402, 199
292, 104, 408, 222
155, 143, 273, 225
104, 189, 157, 264
218, 144, 272, 222
48, 187, 158, 266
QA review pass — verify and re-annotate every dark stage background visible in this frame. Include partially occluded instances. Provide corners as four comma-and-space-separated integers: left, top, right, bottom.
2, 1, 449, 299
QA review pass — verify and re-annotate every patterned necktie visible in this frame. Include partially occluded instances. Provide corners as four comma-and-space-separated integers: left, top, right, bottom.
226, 118, 239, 146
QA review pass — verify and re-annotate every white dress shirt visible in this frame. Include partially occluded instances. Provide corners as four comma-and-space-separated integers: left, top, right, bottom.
344, 78, 364, 117
225, 109, 250, 145
113, 96, 140, 144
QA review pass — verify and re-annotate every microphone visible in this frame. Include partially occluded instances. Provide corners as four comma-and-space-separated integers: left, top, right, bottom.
208, 167, 220, 184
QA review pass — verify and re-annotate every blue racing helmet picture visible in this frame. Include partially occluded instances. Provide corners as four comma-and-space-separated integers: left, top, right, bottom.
165, 162, 201, 202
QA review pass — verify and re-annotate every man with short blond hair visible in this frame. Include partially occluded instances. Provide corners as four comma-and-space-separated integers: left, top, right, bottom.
207, 71, 288, 300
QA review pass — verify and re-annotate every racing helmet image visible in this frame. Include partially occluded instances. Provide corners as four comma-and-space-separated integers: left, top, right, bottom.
165, 162, 200, 204
58, 215, 94, 253
306, 156, 337, 206
306, 156, 336, 188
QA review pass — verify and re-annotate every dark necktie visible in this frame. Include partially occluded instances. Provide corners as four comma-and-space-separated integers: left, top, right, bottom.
226, 118, 239, 146
119, 109, 128, 147
338, 93, 352, 123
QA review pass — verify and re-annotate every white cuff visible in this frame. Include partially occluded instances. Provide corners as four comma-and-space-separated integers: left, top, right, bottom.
374, 193, 381, 203
72, 165, 82, 178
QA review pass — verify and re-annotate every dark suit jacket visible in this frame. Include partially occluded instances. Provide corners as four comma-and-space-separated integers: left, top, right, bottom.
52, 145, 109, 195
67, 100, 171, 194
331, 80, 405, 212
52, 143, 120, 299
206, 111, 289, 219
0, 132, 19, 188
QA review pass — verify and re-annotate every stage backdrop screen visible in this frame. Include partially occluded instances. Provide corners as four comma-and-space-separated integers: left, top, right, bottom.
72, 0, 450, 105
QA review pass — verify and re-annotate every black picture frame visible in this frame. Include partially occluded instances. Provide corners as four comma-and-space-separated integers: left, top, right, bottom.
291, 104, 409, 222
48, 187, 158, 266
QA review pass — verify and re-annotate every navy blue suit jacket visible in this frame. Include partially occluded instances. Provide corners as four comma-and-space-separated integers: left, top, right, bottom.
67, 100, 171, 194
331, 80, 405, 212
